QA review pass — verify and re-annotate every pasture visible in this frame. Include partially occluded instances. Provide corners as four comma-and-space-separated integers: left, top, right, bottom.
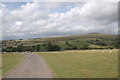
2, 53, 24, 77
2, 33, 118, 52
37, 49, 118, 78
0, 53, 1, 78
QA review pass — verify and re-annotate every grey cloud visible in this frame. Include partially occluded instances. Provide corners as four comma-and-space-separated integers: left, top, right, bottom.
2, 2, 118, 40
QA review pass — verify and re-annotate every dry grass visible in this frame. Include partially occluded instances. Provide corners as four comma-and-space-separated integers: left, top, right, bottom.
37, 49, 118, 78
2, 53, 24, 77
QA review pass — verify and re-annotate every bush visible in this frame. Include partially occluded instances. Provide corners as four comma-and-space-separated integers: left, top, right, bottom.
80, 45, 89, 50
46, 42, 61, 51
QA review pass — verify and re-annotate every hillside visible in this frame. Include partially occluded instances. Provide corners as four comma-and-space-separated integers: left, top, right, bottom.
2, 33, 118, 52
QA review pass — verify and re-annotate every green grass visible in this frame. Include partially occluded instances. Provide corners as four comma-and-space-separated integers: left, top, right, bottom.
0, 53, 2, 78
2, 33, 117, 48
37, 49, 118, 78
2, 53, 24, 76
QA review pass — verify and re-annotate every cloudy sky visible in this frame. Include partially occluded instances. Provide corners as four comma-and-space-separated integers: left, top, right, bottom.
1, 1, 118, 40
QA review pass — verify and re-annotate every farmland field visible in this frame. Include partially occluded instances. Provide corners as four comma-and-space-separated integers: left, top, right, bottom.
2, 53, 24, 77
2, 33, 119, 52
37, 49, 118, 78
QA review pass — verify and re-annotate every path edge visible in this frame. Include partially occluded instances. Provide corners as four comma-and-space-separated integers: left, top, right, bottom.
2, 53, 25, 78
36, 53, 57, 78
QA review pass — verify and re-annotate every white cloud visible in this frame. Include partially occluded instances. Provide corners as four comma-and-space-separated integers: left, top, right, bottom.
2, 2, 118, 40
0, 3, 2, 40
16, 21, 22, 25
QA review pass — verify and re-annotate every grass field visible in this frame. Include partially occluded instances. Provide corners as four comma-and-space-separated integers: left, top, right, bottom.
37, 49, 118, 78
0, 53, 2, 78
2, 53, 24, 77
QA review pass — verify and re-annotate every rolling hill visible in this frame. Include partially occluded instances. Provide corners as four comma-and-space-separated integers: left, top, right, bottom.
2, 33, 118, 52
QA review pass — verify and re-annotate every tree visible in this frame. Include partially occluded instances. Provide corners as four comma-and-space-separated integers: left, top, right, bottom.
4, 47, 13, 52
51, 45, 61, 51
36, 45, 41, 51
81, 44, 89, 49
66, 41, 71, 46
46, 41, 61, 51
17, 44, 24, 52
113, 41, 119, 49
46, 41, 52, 51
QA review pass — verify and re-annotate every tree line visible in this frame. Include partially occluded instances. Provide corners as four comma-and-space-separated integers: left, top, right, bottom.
2, 42, 61, 52
2, 39, 119, 52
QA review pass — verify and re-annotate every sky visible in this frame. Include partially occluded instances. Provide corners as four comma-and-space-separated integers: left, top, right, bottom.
1, 1, 118, 40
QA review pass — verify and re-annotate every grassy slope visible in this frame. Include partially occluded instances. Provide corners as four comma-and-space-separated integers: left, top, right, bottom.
2, 33, 117, 48
0, 53, 1, 78
33, 33, 117, 41
38, 50, 118, 78
2, 53, 24, 76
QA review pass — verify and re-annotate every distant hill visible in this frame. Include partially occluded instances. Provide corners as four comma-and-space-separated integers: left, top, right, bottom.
30, 33, 117, 41
2, 33, 118, 52
89, 32, 100, 34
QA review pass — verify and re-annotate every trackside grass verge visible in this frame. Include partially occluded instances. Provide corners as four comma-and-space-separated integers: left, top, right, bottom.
37, 49, 118, 78
2, 53, 24, 77
0, 53, 2, 79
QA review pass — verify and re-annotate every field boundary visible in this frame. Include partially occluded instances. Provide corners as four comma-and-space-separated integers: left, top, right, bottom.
2, 53, 25, 78
36, 54, 57, 78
